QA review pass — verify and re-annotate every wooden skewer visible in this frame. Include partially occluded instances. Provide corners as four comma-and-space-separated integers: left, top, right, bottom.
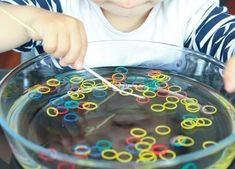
0, 6, 145, 99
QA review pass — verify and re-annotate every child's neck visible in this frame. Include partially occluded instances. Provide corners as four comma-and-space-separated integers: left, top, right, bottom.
102, 10, 151, 32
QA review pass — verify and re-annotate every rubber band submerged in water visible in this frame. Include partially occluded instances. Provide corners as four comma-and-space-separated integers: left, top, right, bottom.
126, 137, 140, 146
168, 85, 182, 93
170, 135, 195, 147
136, 97, 151, 106
155, 125, 171, 135
116, 151, 133, 163
92, 90, 108, 99
135, 141, 152, 152
68, 91, 85, 101
36, 85, 51, 94
140, 136, 156, 145
163, 102, 178, 110
125, 145, 139, 154
63, 113, 80, 123
147, 70, 161, 77
119, 87, 134, 96
138, 150, 157, 162
69, 76, 84, 84
94, 82, 109, 91
130, 128, 147, 138
64, 100, 79, 109
89, 146, 102, 158
143, 90, 157, 98
57, 106, 69, 115
28, 91, 42, 100
112, 73, 126, 82
166, 96, 180, 103
151, 144, 168, 155
101, 149, 117, 160
181, 162, 197, 169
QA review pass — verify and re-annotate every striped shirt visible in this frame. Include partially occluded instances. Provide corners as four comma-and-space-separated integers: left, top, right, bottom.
1, 0, 234, 66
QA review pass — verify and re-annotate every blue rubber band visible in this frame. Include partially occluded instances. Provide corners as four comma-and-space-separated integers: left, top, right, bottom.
63, 112, 80, 123
92, 90, 107, 99
96, 140, 112, 151
28, 91, 42, 100
115, 66, 129, 74
64, 100, 79, 109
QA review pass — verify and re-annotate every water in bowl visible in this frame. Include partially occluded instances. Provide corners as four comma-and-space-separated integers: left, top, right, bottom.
6, 67, 235, 169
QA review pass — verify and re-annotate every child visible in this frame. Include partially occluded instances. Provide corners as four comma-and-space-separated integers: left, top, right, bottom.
0, 0, 234, 92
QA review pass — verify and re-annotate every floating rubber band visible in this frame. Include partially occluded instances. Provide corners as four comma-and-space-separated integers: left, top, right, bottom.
172, 135, 195, 147
112, 73, 126, 82
138, 150, 157, 162
140, 136, 156, 145
81, 80, 96, 88
202, 105, 217, 115
96, 140, 113, 151
57, 106, 69, 115
155, 125, 171, 135
82, 102, 98, 111
166, 96, 180, 103
182, 114, 198, 120
202, 141, 217, 149
151, 104, 165, 113
180, 98, 198, 105
69, 76, 84, 84
136, 97, 151, 106
143, 90, 157, 98
101, 149, 117, 160
116, 151, 133, 163
36, 85, 51, 94
49, 97, 65, 106
130, 128, 147, 138
196, 118, 212, 127
95, 82, 108, 90
125, 145, 139, 154
69, 92, 85, 101
168, 85, 182, 93
156, 89, 169, 98
73, 144, 91, 156
92, 90, 107, 99
115, 66, 129, 74
159, 149, 176, 160
147, 70, 161, 77
181, 118, 197, 130
89, 146, 101, 158
46, 107, 59, 117
181, 162, 197, 169
185, 103, 200, 113
135, 84, 149, 92
135, 141, 152, 152
163, 102, 177, 110
119, 88, 134, 96
46, 78, 61, 87
151, 144, 168, 155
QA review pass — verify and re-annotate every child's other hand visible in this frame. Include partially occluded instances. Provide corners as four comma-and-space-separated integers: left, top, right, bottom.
224, 56, 235, 93
27, 10, 87, 69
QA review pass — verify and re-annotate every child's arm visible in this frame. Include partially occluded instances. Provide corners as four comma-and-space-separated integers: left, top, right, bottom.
184, 3, 235, 93
0, 4, 87, 69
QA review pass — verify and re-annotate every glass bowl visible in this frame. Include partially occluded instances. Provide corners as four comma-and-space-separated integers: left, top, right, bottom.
0, 41, 235, 169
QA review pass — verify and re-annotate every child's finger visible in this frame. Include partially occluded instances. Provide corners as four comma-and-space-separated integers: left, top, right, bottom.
60, 24, 82, 66
74, 23, 87, 69
42, 28, 58, 56
223, 56, 235, 93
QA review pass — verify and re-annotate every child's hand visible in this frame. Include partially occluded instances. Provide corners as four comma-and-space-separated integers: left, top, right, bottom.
224, 56, 235, 93
27, 9, 87, 69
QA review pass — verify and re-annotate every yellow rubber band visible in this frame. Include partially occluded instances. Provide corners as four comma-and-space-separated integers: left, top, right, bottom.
166, 96, 180, 103
69, 76, 84, 84
202, 105, 217, 115
135, 141, 152, 152
36, 85, 51, 94
116, 151, 133, 163
101, 149, 117, 160
130, 128, 147, 138
143, 90, 157, 98
46, 78, 61, 87
151, 104, 165, 113
119, 88, 134, 96
46, 107, 59, 117
155, 125, 171, 135
168, 85, 182, 93
140, 136, 157, 145
82, 102, 98, 111
139, 150, 157, 162
202, 141, 217, 149
159, 150, 176, 160
163, 102, 177, 110
181, 118, 197, 130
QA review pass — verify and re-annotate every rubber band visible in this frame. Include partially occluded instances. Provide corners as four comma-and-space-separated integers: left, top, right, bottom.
112, 73, 126, 82
134, 84, 149, 92
185, 103, 200, 113
38, 148, 57, 161
151, 104, 165, 113
79, 85, 93, 93
125, 76, 137, 83
57, 162, 75, 169
202, 105, 217, 115
136, 97, 151, 106
28, 91, 42, 100
181, 118, 197, 130
81, 80, 96, 88
69, 92, 85, 101
130, 128, 147, 138
168, 85, 182, 93
57, 106, 69, 115
36, 85, 51, 94
101, 149, 117, 160
140, 136, 156, 145
115, 66, 129, 74
196, 118, 212, 127
126, 137, 140, 145
202, 141, 217, 149
159, 149, 176, 160
180, 98, 198, 105
73, 144, 91, 156
96, 140, 113, 151
166, 96, 180, 103
92, 90, 107, 99
143, 90, 157, 98
64, 100, 79, 109
159, 82, 169, 89
63, 113, 80, 123
95, 82, 108, 91
46, 107, 59, 117
147, 70, 161, 77
46, 78, 61, 87
171, 135, 195, 147
138, 150, 157, 162
155, 125, 171, 135
82, 102, 98, 111
125, 145, 139, 154
89, 146, 101, 158
156, 89, 169, 98
145, 80, 160, 91
151, 144, 168, 155
116, 151, 133, 163
181, 162, 197, 169
69, 76, 84, 84
49, 97, 65, 106
182, 114, 198, 120
119, 87, 134, 96
135, 142, 152, 152
163, 102, 177, 110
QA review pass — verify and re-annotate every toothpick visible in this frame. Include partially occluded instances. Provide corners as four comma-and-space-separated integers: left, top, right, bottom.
0, 6, 145, 99
83, 65, 145, 99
